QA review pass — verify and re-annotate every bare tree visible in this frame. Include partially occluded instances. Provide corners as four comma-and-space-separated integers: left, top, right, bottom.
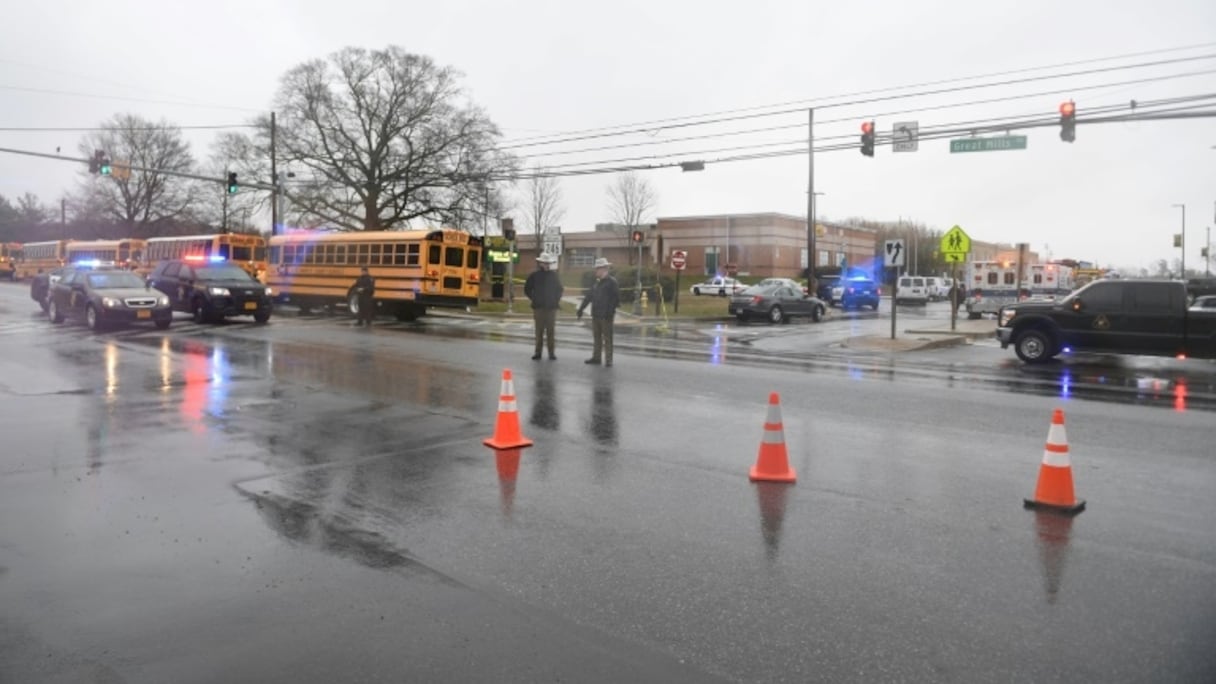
72, 114, 199, 237
15, 192, 48, 224
606, 172, 656, 234
523, 167, 565, 242
200, 131, 274, 233
268, 46, 516, 231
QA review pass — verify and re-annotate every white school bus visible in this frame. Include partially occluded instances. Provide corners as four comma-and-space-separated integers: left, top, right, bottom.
267, 228, 482, 320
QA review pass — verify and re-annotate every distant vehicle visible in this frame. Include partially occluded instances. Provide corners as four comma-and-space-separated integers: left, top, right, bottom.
148, 258, 273, 324
1, 242, 19, 280
895, 276, 930, 305
744, 277, 808, 295
1189, 295, 1216, 312
834, 277, 881, 310
965, 261, 1075, 319
729, 282, 825, 324
46, 268, 172, 331
815, 275, 841, 304
689, 276, 747, 297
997, 279, 1216, 363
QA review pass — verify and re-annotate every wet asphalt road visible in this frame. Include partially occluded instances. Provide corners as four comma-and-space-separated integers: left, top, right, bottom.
1, 282, 1215, 683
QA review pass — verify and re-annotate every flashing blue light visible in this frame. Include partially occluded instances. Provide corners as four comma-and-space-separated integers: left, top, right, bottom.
73, 259, 101, 268
209, 256, 227, 262
1062, 346, 1072, 353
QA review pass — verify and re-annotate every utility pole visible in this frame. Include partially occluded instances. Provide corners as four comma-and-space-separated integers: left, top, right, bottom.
1173, 203, 1186, 279
60, 198, 66, 227
270, 112, 278, 236
806, 108, 816, 294
632, 231, 643, 315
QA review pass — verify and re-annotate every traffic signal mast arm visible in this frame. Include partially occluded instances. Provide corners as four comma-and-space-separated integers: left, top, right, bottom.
0, 146, 276, 191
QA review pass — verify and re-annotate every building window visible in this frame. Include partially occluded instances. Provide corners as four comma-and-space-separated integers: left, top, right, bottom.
569, 253, 596, 267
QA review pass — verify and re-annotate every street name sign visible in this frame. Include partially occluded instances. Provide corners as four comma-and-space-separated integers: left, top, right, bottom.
949, 136, 1028, 153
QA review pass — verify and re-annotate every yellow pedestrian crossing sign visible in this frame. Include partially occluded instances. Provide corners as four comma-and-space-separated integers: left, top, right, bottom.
941, 225, 971, 255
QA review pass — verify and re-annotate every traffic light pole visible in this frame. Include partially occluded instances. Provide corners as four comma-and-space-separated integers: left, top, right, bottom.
633, 235, 643, 316
806, 108, 816, 296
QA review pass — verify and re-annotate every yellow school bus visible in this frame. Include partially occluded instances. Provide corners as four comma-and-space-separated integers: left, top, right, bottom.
143, 233, 268, 281
15, 240, 70, 280
64, 239, 146, 271
1, 242, 20, 280
267, 228, 482, 320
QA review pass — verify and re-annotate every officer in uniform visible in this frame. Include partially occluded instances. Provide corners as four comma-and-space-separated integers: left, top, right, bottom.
351, 266, 376, 326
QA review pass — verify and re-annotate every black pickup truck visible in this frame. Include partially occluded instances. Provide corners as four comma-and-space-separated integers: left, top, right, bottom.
997, 279, 1216, 363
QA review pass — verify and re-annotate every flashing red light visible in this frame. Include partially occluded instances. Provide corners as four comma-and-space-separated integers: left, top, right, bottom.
861, 121, 874, 134
1059, 101, 1075, 117
184, 255, 206, 262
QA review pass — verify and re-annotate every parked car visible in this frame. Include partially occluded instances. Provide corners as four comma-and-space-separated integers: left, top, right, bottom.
745, 277, 809, 295
1189, 295, 1216, 312
46, 268, 172, 330
689, 276, 747, 297
148, 258, 273, 323
729, 282, 826, 323
833, 277, 881, 310
815, 275, 841, 305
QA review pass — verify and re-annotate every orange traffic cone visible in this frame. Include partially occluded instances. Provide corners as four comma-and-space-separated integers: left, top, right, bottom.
749, 392, 796, 483
1023, 409, 1085, 515
484, 369, 534, 450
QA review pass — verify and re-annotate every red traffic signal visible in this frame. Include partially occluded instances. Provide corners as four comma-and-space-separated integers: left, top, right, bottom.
860, 120, 876, 157
1059, 100, 1076, 143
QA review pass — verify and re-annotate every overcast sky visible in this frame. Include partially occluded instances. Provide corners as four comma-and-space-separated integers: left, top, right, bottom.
2, 0, 1215, 274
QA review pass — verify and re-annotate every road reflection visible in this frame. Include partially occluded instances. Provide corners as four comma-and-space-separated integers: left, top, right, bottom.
1032, 511, 1076, 605
754, 482, 791, 563
495, 447, 523, 522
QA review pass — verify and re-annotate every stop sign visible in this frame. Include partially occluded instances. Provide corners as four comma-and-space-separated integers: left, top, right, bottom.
671, 250, 687, 270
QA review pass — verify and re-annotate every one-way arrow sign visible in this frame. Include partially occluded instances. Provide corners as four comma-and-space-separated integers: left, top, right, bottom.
884, 239, 906, 268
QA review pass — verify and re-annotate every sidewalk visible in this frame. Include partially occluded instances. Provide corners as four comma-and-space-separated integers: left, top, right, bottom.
842, 317, 996, 352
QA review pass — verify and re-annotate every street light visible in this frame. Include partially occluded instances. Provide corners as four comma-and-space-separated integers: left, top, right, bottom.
1172, 203, 1186, 279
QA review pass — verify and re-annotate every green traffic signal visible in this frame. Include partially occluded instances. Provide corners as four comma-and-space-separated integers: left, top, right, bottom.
99, 159, 112, 176
226, 172, 238, 194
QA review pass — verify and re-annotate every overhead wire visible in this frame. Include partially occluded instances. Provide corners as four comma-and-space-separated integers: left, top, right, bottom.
514, 70, 1216, 160
499, 53, 1216, 150
491, 98, 1216, 180
499, 41, 1216, 145
509, 95, 1216, 172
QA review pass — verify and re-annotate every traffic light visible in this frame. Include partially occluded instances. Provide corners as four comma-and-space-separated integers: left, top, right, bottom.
88, 149, 104, 174
226, 172, 239, 194
631, 230, 644, 245
1059, 101, 1076, 143
860, 121, 875, 157
99, 157, 112, 176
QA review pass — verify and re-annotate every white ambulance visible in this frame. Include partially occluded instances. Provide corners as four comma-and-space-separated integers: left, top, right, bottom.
964, 262, 1074, 319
